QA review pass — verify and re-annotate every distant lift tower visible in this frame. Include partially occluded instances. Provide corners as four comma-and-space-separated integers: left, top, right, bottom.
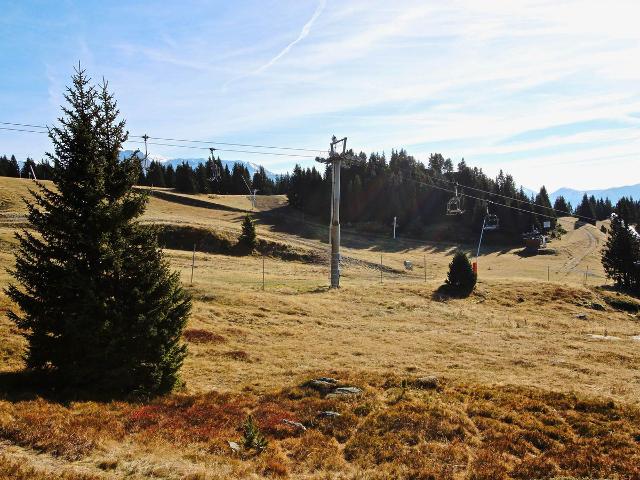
317, 136, 351, 288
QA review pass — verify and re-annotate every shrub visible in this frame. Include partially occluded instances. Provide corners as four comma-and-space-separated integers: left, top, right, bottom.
239, 214, 257, 251
445, 250, 477, 296
243, 415, 268, 452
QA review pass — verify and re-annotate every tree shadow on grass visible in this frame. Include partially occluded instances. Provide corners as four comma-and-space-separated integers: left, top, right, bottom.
0, 370, 150, 404
430, 283, 474, 301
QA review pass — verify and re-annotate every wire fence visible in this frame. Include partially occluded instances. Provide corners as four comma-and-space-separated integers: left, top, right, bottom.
180, 248, 610, 291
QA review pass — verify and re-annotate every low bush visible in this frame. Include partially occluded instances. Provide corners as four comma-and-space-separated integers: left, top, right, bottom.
444, 250, 477, 296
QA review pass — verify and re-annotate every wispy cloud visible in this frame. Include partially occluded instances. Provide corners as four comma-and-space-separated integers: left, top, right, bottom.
3, 0, 640, 190
253, 0, 326, 74
223, 0, 326, 88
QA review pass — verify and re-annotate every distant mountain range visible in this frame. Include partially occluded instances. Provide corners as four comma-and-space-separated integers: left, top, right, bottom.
521, 184, 640, 206
548, 184, 640, 207
119, 150, 278, 180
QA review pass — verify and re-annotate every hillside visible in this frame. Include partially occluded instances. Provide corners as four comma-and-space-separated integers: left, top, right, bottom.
2, 176, 640, 479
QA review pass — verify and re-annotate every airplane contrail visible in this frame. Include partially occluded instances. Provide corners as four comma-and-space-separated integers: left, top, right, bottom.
253, 0, 327, 74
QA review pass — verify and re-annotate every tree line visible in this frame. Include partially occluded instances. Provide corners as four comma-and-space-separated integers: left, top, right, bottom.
137, 158, 291, 195
286, 150, 640, 241
287, 150, 560, 241
0, 155, 54, 179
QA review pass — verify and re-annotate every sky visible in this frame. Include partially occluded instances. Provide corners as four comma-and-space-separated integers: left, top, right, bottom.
1, 0, 639, 191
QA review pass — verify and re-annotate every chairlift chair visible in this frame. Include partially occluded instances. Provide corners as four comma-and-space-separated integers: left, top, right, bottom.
446, 183, 465, 215
483, 206, 499, 231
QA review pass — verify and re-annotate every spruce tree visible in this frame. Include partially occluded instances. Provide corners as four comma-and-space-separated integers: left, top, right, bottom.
8, 155, 20, 177
146, 160, 166, 187
445, 250, 477, 296
0, 155, 8, 176
575, 194, 596, 224
20, 157, 37, 179
174, 162, 197, 193
553, 196, 571, 215
6, 68, 191, 396
602, 214, 640, 293
239, 214, 257, 251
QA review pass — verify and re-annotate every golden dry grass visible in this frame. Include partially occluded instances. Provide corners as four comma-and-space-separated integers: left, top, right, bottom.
1, 176, 639, 479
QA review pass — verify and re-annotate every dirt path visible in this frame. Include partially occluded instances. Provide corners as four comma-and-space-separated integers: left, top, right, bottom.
557, 224, 599, 277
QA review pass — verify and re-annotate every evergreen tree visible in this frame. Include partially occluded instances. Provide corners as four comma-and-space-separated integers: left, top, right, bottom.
164, 164, 175, 188
602, 214, 640, 294
575, 194, 596, 224
221, 165, 233, 194
6, 68, 191, 396
444, 250, 477, 296
0, 155, 8, 176
35, 159, 54, 180
174, 162, 197, 193
146, 160, 166, 187
553, 196, 571, 215
616, 197, 638, 226
239, 214, 257, 251
8, 155, 20, 177
231, 163, 251, 194
20, 157, 37, 179
535, 186, 556, 228
195, 163, 210, 193
252, 166, 274, 195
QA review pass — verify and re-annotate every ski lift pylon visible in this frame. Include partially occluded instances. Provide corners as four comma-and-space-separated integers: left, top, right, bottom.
208, 147, 221, 182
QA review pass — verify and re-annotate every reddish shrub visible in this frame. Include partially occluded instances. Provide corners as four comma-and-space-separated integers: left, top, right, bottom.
182, 329, 226, 344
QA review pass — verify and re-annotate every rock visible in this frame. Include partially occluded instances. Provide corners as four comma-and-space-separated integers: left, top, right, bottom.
228, 441, 241, 453
517, 296, 525, 303
590, 302, 606, 311
281, 419, 306, 431
316, 377, 338, 384
304, 378, 338, 392
576, 313, 588, 320
414, 376, 439, 389
318, 410, 341, 418
328, 386, 362, 397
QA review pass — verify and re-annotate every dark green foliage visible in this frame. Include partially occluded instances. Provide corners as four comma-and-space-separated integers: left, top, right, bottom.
602, 214, 640, 295
445, 250, 477, 296
0, 156, 53, 180
137, 157, 288, 196
286, 151, 562, 241
553, 196, 572, 215
5, 68, 191, 396
0, 155, 20, 177
534, 186, 556, 228
575, 194, 597, 224
146, 160, 166, 187
242, 415, 268, 452
615, 196, 639, 226
231, 163, 251, 194
252, 166, 275, 195
174, 162, 197, 193
239, 214, 257, 251
19, 157, 37, 179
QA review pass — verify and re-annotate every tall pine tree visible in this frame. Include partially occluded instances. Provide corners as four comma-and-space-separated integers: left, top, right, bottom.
6, 68, 191, 396
602, 214, 640, 293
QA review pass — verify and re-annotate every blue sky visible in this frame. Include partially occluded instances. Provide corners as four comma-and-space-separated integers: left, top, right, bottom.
1, 0, 639, 191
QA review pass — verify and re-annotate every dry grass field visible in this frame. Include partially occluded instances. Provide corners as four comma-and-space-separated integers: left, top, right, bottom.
1, 176, 640, 479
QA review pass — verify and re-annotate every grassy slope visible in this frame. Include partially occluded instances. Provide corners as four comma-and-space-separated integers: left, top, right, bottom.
1, 176, 639, 479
